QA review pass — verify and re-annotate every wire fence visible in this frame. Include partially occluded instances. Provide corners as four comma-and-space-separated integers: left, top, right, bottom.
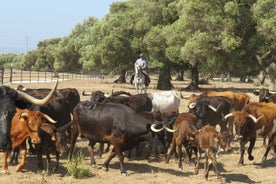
0, 68, 106, 85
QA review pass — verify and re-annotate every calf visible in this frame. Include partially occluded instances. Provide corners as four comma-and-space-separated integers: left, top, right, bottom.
35, 122, 71, 173
194, 124, 231, 180
2, 108, 57, 173
165, 112, 198, 170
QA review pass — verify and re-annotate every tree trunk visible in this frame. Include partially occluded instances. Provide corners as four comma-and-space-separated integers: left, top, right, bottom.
187, 63, 199, 90
156, 64, 173, 90
114, 69, 126, 83
175, 68, 184, 81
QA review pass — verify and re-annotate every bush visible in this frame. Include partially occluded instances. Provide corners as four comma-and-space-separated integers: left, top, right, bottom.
65, 151, 95, 179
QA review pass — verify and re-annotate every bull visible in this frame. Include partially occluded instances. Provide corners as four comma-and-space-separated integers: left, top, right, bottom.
188, 96, 233, 134
147, 90, 183, 114
0, 81, 58, 152
165, 112, 198, 169
69, 101, 176, 175
253, 88, 276, 103
83, 90, 152, 112
185, 90, 250, 111
224, 102, 276, 165
2, 108, 57, 173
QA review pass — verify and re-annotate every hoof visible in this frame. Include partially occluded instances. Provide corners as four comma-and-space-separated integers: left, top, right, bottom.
248, 155, 254, 161
102, 166, 108, 172
16, 165, 24, 172
1, 170, 9, 174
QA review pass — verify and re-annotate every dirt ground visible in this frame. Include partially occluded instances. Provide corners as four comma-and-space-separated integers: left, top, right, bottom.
1, 76, 276, 184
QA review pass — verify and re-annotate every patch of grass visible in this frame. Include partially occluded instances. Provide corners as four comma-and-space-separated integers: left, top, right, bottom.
65, 151, 95, 179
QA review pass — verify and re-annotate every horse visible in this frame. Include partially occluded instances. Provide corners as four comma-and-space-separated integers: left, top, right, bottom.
134, 64, 146, 94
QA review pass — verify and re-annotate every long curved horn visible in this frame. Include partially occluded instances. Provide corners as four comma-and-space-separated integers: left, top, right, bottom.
269, 90, 276, 94
188, 102, 196, 109
82, 91, 92, 96
248, 114, 263, 123
164, 126, 179, 133
150, 124, 165, 132
208, 104, 218, 112
42, 113, 57, 124
16, 80, 58, 106
182, 95, 191, 100
224, 113, 233, 120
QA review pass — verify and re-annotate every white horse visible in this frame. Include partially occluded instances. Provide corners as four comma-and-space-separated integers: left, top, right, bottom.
134, 64, 146, 94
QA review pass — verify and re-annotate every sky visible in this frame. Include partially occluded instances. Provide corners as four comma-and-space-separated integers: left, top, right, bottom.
0, 0, 119, 53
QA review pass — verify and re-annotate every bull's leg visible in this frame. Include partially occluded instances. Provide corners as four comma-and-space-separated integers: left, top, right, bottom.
10, 146, 20, 165
16, 148, 27, 172
53, 151, 60, 172
207, 151, 220, 180
165, 141, 176, 164
96, 143, 104, 158
238, 141, 246, 165
104, 143, 111, 153
45, 150, 51, 174
2, 152, 9, 173
16, 141, 27, 172
36, 145, 44, 170
69, 124, 79, 160
27, 138, 36, 155
87, 140, 96, 166
176, 144, 183, 170
262, 134, 276, 163
247, 139, 256, 161
204, 155, 211, 180
102, 148, 116, 172
113, 144, 127, 176
194, 151, 201, 175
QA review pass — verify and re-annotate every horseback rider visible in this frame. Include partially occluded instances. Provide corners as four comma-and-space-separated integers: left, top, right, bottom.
130, 53, 150, 86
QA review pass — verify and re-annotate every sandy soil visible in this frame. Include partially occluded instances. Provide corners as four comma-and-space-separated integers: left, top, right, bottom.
1, 76, 275, 184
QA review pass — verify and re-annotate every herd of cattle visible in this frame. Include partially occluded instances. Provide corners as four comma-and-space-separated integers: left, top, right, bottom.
0, 81, 276, 180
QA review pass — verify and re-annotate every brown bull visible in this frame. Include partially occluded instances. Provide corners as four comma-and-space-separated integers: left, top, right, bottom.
225, 102, 276, 165
2, 108, 56, 173
186, 90, 250, 111
165, 112, 198, 170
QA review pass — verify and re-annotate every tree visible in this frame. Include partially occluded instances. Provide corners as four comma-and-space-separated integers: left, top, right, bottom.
253, 0, 276, 84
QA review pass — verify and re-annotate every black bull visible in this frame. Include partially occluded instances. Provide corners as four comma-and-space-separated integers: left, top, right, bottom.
69, 101, 174, 175
188, 96, 233, 134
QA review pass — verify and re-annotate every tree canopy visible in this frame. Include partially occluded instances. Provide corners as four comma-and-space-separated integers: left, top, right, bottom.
1, 0, 275, 90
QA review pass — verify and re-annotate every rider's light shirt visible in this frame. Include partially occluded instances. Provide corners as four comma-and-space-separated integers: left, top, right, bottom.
135, 58, 147, 69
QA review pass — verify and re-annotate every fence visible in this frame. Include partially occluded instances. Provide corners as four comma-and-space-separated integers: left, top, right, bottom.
0, 68, 105, 85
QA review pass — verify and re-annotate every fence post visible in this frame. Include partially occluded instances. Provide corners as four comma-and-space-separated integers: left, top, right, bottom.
9, 66, 12, 84
0, 67, 4, 85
